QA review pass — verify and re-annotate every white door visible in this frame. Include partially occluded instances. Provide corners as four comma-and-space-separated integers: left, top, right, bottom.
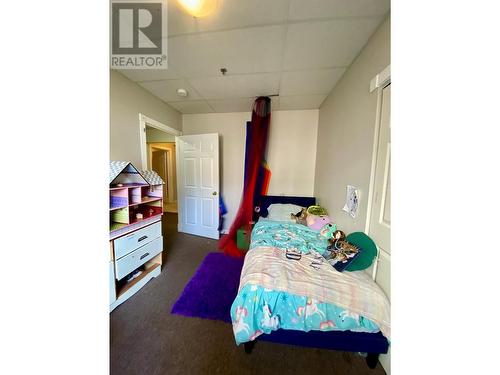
176, 134, 220, 239
368, 83, 391, 298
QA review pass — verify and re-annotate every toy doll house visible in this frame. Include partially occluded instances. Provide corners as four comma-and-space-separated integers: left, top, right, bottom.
109, 161, 164, 311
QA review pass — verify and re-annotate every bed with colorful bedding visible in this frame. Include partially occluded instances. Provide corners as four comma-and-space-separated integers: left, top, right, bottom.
230, 197, 390, 369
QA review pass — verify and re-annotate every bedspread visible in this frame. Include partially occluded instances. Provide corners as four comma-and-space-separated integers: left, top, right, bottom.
230, 221, 391, 345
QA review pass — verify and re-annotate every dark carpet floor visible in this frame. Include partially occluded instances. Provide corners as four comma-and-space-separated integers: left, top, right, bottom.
110, 213, 386, 375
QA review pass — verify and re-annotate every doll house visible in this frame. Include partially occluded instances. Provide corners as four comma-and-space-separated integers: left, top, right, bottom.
109, 161, 164, 311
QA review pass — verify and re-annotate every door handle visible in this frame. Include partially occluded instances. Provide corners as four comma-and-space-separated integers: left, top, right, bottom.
212, 191, 217, 196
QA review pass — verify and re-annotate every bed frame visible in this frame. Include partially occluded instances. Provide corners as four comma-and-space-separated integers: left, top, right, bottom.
246, 195, 389, 369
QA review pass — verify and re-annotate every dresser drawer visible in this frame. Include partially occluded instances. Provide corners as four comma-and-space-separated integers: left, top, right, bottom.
115, 236, 163, 280
114, 221, 162, 259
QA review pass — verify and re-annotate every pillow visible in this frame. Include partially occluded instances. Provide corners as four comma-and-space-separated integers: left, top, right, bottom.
344, 232, 377, 272
324, 240, 361, 272
267, 203, 304, 222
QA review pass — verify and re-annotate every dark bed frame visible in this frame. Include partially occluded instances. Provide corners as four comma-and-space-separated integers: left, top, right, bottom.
245, 195, 389, 369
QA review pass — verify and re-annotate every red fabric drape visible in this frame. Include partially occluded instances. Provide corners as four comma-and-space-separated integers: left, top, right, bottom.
218, 97, 271, 257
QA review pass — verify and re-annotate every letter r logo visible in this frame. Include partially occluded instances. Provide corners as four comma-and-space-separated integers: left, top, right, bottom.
112, 2, 162, 55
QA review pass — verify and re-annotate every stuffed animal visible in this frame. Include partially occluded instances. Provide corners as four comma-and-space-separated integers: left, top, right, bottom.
306, 205, 328, 216
331, 240, 360, 263
306, 214, 332, 231
324, 239, 361, 271
319, 223, 337, 239
290, 208, 308, 225
328, 230, 346, 247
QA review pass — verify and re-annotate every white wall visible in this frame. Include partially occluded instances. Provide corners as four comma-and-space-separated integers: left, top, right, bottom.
314, 16, 390, 235
313, 14, 391, 374
110, 70, 182, 167
267, 111, 319, 196
182, 110, 318, 231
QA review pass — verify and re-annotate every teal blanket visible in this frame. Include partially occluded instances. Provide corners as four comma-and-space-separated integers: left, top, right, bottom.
250, 220, 330, 256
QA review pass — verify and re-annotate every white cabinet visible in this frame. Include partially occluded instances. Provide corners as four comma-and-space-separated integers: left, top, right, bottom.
109, 224, 163, 312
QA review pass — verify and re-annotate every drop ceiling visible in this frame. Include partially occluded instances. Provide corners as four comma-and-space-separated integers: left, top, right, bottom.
118, 0, 390, 114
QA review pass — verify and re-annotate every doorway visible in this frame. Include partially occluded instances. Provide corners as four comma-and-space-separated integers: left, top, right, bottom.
139, 114, 181, 214
147, 139, 178, 213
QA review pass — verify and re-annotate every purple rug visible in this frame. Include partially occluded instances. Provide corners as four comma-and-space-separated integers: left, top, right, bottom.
171, 252, 244, 323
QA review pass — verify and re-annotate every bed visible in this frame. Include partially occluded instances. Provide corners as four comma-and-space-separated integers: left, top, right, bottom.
230, 196, 390, 369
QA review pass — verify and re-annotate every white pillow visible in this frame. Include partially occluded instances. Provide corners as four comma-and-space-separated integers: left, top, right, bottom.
267, 203, 304, 222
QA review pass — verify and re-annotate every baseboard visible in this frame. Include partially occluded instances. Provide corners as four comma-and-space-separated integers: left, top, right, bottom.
178, 224, 220, 239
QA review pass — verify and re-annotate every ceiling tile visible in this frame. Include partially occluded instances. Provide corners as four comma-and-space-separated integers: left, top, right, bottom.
279, 95, 327, 110
288, 0, 390, 20
283, 18, 382, 70
167, 100, 214, 114
168, 25, 287, 77
271, 96, 280, 111
114, 2, 390, 114
280, 68, 346, 96
169, 0, 289, 36
207, 97, 255, 113
207, 96, 280, 113
117, 63, 182, 82
189, 73, 281, 100
138, 79, 203, 102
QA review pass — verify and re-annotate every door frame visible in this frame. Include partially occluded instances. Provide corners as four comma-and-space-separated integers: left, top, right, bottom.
365, 65, 390, 281
139, 113, 182, 170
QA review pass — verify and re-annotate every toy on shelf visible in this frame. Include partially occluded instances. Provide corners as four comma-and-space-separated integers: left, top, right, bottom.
109, 161, 165, 239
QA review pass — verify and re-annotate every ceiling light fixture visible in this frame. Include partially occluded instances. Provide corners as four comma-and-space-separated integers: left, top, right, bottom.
176, 0, 219, 18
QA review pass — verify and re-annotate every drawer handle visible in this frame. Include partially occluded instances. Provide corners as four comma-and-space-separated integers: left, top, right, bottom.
138, 235, 148, 242
140, 252, 150, 260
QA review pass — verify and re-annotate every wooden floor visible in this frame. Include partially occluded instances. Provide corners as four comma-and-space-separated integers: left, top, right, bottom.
110, 213, 387, 375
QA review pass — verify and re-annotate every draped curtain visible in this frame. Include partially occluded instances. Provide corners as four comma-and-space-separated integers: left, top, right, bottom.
219, 97, 271, 257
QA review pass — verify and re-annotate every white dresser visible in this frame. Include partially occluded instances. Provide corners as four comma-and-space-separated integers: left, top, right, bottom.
109, 220, 163, 312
